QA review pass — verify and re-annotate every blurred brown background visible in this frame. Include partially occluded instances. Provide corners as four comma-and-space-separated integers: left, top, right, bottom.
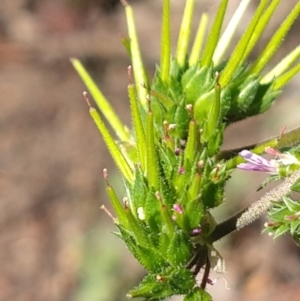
0, 1, 300, 301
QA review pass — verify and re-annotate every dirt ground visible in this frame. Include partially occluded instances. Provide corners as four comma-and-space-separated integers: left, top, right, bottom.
0, 1, 300, 301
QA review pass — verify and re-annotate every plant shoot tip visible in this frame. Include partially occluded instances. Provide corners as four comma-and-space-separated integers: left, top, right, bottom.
122, 197, 129, 209
280, 126, 286, 137
169, 124, 176, 131
103, 168, 108, 180
156, 275, 166, 282
127, 65, 133, 84
120, 0, 128, 7
83, 91, 91, 107
155, 191, 162, 201
100, 204, 115, 220
175, 148, 181, 156
178, 166, 185, 174
186, 103, 193, 111
213, 165, 220, 180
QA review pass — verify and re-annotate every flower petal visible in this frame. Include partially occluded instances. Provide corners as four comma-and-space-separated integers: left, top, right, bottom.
238, 150, 276, 172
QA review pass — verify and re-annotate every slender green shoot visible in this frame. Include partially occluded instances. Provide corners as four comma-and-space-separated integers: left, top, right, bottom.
146, 105, 160, 190
200, 0, 229, 67
249, 1, 300, 76
128, 67, 147, 171
160, 0, 171, 84
240, 0, 281, 63
84, 92, 134, 183
184, 119, 197, 168
104, 169, 129, 228
71, 58, 130, 142
189, 13, 208, 66
262, 44, 300, 84
213, 0, 251, 65
219, 0, 268, 86
273, 63, 300, 91
176, 0, 196, 69
122, 0, 149, 107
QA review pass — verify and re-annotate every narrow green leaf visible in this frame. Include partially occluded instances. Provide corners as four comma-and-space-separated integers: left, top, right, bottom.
203, 82, 221, 141
167, 231, 192, 265
241, 0, 281, 63
201, 0, 229, 67
185, 197, 205, 230
122, 1, 149, 106
273, 224, 289, 239
290, 219, 300, 235
282, 197, 300, 213
213, 0, 251, 65
219, 0, 268, 86
160, 203, 176, 236
176, 0, 196, 69
262, 44, 300, 84
125, 209, 150, 247
71, 58, 130, 142
249, 1, 300, 76
89, 106, 134, 183
291, 178, 300, 193
127, 273, 173, 300
184, 119, 198, 167
128, 81, 147, 171
105, 180, 129, 228
121, 35, 131, 56
161, 0, 171, 84
150, 90, 173, 109
189, 13, 208, 66
273, 63, 300, 91
146, 108, 159, 190
184, 288, 212, 301
188, 172, 201, 201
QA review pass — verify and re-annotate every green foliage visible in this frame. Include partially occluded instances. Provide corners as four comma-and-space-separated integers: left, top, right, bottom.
128, 267, 195, 300
265, 195, 300, 244
72, 0, 300, 300
184, 288, 212, 301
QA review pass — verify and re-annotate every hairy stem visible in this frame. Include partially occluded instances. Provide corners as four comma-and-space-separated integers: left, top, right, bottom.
210, 208, 247, 242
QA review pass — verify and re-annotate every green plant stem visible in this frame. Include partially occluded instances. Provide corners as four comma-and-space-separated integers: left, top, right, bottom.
262, 44, 300, 83
189, 13, 208, 66
161, 0, 171, 83
219, 0, 268, 86
176, 0, 195, 68
122, 0, 149, 106
273, 63, 300, 90
213, 0, 251, 65
128, 75, 147, 171
249, 1, 300, 76
71, 58, 130, 142
241, 0, 281, 63
201, 0, 229, 67
146, 108, 159, 190
86, 96, 134, 183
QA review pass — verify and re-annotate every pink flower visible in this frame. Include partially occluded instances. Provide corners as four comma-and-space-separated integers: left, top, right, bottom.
173, 204, 183, 214
237, 150, 277, 173
237, 148, 299, 173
